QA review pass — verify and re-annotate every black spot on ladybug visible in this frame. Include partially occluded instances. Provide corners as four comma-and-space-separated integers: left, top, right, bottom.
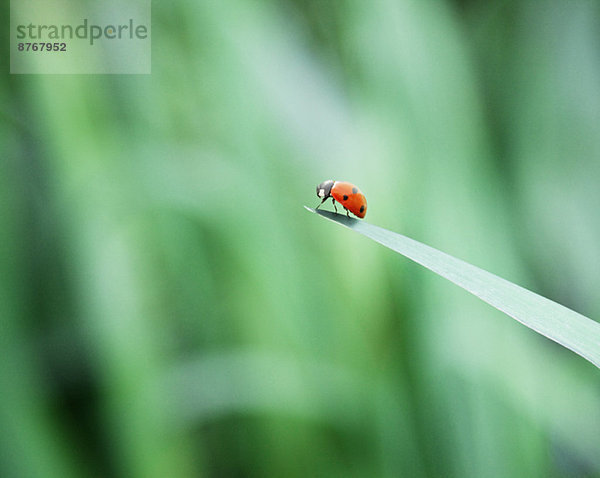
343, 195, 349, 201
352, 187, 358, 194
360, 205, 365, 213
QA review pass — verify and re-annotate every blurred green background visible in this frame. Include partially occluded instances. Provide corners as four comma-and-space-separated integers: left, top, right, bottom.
3, 1, 600, 477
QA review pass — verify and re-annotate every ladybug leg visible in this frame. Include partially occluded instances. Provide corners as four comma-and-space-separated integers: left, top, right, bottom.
332, 199, 338, 213
345, 208, 350, 218
315, 197, 326, 210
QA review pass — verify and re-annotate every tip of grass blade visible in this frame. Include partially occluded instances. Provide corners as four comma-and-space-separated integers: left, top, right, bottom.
304, 205, 360, 227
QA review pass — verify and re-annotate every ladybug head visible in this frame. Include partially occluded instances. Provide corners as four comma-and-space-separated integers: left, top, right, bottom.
316, 180, 334, 199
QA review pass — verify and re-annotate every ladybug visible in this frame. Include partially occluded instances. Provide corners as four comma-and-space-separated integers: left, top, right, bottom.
315, 180, 367, 218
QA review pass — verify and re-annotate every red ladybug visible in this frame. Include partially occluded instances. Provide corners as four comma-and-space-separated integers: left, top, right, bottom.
315, 180, 367, 218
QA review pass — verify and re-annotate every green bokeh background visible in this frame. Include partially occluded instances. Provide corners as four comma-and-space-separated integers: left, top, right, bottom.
3, 1, 600, 477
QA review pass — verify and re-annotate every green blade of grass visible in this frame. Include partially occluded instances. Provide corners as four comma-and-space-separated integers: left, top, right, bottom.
306, 206, 600, 369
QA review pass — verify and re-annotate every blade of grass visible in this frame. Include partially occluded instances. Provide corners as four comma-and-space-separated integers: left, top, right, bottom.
305, 207, 600, 369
